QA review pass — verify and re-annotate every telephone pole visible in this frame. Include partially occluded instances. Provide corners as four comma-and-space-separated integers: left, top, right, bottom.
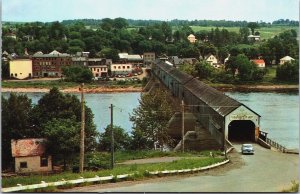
110, 104, 114, 169
79, 83, 85, 173
181, 100, 185, 153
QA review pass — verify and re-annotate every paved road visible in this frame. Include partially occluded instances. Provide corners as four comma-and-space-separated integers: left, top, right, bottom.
62, 144, 298, 192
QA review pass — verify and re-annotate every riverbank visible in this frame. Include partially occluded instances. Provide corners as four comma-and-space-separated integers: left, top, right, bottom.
210, 84, 299, 92
1, 86, 143, 93
1, 84, 298, 93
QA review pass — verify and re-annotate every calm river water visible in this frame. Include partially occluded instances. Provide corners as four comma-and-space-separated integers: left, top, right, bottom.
2, 91, 299, 149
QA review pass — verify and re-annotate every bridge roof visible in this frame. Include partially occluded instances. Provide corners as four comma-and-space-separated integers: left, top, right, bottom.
169, 69, 194, 84
184, 79, 245, 117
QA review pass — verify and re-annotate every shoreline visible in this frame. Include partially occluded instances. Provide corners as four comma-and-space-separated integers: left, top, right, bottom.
211, 84, 299, 92
1, 86, 143, 93
1, 84, 298, 93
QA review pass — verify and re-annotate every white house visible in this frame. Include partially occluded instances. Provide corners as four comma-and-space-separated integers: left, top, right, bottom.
280, 56, 295, 65
205, 54, 218, 66
248, 35, 260, 41
11, 138, 52, 173
187, 34, 197, 43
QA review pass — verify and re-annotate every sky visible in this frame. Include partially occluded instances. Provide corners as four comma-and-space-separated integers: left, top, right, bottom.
2, 0, 299, 23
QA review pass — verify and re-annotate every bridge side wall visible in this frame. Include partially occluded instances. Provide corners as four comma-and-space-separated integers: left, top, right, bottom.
183, 87, 224, 146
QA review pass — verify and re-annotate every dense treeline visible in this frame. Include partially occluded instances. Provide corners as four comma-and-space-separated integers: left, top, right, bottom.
5, 18, 297, 28
3, 18, 298, 60
2, 18, 298, 83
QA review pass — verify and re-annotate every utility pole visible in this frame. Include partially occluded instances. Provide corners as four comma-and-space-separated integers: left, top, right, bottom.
181, 100, 185, 153
110, 104, 114, 169
79, 83, 85, 173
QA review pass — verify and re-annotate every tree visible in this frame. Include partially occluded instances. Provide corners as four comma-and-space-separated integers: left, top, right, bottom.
247, 22, 260, 35
179, 63, 196, 76
113, 17, 128, 29
98, 48, 120, 62
100, 18, 113, 31
276, 60, 299, 82
130, 88, 174, 149
195, 61, 215, 80
62, 65, 93, 83
31, 87, 98, 151
41, 118, 80, 169
2, 94, 33, 169
98, 125, 132, 151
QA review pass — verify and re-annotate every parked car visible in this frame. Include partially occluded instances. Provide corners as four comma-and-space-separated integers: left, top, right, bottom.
241, 144, 254, 155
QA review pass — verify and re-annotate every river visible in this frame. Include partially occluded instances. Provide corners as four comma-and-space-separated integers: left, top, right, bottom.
2, 91, 299, 149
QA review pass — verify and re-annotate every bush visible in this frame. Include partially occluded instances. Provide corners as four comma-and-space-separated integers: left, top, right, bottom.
86, 152, 111, 170
276, 60, 299, 82
62, 65, 93, 83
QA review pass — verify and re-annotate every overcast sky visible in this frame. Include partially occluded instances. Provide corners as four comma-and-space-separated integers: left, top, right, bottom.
2, 0, 299, 22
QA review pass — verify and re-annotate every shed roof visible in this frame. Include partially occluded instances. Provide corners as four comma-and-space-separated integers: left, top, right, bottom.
11, 138, 47, 157
184, 79, 243, 117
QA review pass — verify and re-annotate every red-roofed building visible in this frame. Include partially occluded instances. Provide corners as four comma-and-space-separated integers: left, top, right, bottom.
250, 59, 265, 68
11, 138, 52, 173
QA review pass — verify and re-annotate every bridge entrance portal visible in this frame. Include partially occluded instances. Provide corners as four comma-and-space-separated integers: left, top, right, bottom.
228, 120, 255, 142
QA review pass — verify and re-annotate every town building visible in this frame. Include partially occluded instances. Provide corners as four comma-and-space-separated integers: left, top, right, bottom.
280, 56, 295, 65
250, 59, 265, 68
143, 52, 156, 66
111, 63, 133, 76
187, 34, 197, 43
119, 53, 143, 67
71, 56, 88, 66
32, 50, 71, 77
9, 59, 33, 79
88, 65, 108, 77
11, 138, 52, 173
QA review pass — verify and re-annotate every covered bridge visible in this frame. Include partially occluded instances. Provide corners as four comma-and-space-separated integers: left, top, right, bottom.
152, 60, 261, 148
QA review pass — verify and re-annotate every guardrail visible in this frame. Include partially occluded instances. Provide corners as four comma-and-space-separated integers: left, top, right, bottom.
2, 159, 229, 192
266, 137, 287, 153
259, 130, 287, 153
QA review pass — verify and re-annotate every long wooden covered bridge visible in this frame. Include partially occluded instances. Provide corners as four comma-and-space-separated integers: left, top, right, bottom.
147, 59, 261, 151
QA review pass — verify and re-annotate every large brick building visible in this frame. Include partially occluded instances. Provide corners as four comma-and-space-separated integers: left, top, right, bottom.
32, 50, 71, 77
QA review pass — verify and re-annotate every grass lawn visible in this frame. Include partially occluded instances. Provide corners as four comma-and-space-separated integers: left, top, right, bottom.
1, 80, 143, 89
2, 150, 224, 189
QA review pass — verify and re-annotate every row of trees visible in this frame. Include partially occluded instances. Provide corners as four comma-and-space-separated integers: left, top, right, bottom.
38, 18, 299, 28
2, 87, 174, 170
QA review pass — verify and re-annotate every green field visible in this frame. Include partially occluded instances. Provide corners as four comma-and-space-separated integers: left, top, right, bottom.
189, 26, 299, 40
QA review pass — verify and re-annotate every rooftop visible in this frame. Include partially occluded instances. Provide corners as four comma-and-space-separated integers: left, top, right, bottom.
11, 138, 47, 157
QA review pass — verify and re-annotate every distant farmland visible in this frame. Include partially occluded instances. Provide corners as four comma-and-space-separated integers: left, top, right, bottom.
188, 26, 299, 40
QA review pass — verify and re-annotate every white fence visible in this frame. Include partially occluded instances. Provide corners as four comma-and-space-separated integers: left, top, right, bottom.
2, 159, 229, 192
